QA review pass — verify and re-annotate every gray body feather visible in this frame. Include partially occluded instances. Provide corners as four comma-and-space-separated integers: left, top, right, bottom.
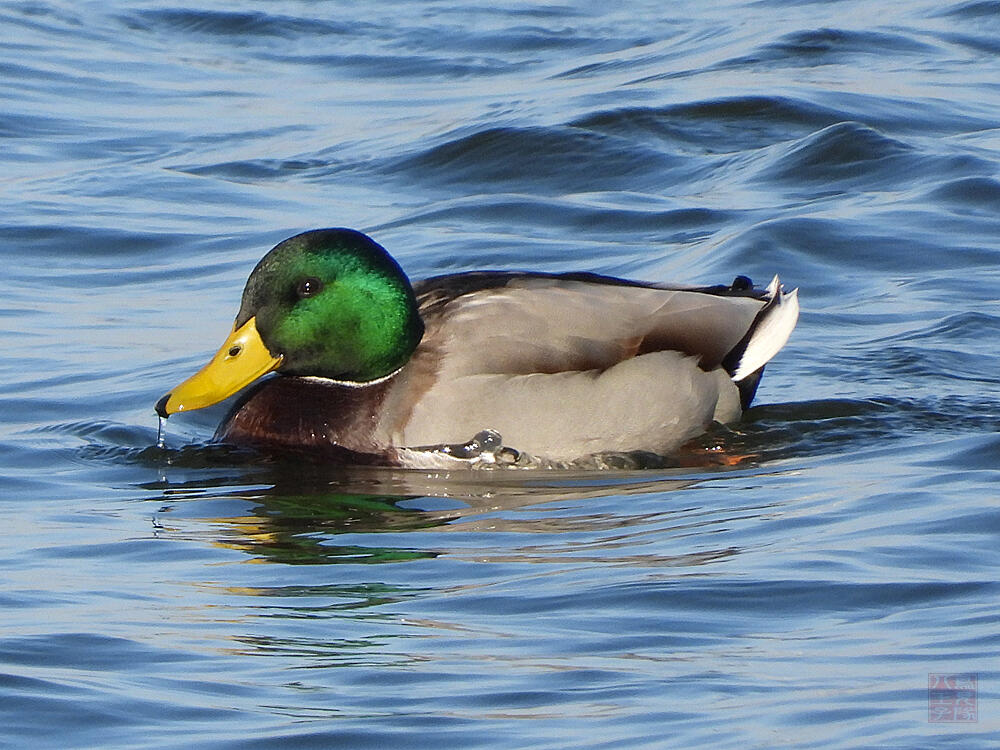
370, 274, 797, 461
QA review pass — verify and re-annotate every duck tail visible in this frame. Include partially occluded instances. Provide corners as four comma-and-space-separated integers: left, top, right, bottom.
722, 276, 799, 408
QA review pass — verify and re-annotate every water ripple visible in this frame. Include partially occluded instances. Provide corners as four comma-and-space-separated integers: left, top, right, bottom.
121, 9, 355, 39
391, 125, 686, 191
760, 122, 912, 186
572, 95, 844, 152
758, 27, 940, 62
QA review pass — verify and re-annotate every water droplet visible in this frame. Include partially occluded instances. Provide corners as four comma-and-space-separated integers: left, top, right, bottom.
472, 429, 503, 453
409, 428, 514, 465
156, 416, 166, 449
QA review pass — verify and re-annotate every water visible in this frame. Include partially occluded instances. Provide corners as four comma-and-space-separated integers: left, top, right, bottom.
2, 0, 999, 747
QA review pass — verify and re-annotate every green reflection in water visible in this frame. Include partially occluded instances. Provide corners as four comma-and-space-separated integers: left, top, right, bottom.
139, 458, 731, 570
148, 483, 445, 565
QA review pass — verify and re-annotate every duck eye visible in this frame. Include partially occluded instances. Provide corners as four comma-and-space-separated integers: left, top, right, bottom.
296, 277, 323, 299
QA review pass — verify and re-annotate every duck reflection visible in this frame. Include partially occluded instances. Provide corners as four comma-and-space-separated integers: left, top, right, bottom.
140, 449, 760, 569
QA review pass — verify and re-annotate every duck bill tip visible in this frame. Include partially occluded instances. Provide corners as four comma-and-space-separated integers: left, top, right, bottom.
154, 393, 172, 419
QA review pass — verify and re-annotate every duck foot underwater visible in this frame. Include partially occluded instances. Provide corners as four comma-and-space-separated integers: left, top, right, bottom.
156, 228, 798, 469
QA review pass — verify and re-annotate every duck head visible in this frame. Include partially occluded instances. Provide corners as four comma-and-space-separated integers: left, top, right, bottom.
155, 229, 424, 418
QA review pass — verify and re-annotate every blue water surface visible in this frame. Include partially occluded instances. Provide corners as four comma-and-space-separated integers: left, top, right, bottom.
1, 0, 999, 747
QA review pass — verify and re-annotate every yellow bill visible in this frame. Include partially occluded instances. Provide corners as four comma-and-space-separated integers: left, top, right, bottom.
155, 317, 283, 417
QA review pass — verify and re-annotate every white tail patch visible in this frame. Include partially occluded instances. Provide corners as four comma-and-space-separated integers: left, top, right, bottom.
732, 276, 799, 381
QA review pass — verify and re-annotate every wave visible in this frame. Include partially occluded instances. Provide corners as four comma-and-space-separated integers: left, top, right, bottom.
870, 311, 1000, 345
756, 122, 911, 186
571, 95, 844, 153
759, 27, 938, 61
389, 125, 687, 191
927, 176, 1000, 208
733, 394, 1000, 462
933, 0, 1000, 20
376, 195, 737, 240
120, 8, 352, 39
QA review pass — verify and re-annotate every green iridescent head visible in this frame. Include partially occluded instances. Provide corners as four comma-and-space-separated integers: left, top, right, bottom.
236, 228, 424, 382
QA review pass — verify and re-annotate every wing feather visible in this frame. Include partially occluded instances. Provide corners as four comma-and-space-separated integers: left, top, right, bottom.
419, 276, 765, 376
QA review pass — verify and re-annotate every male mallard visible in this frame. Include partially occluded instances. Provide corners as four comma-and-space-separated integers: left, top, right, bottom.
156, 229, 798, 466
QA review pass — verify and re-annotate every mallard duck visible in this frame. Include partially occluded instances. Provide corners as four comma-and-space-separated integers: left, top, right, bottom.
156, 228, 798, 466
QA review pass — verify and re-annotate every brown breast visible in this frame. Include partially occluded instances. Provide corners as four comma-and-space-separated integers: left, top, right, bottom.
214, 375, 396, 462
